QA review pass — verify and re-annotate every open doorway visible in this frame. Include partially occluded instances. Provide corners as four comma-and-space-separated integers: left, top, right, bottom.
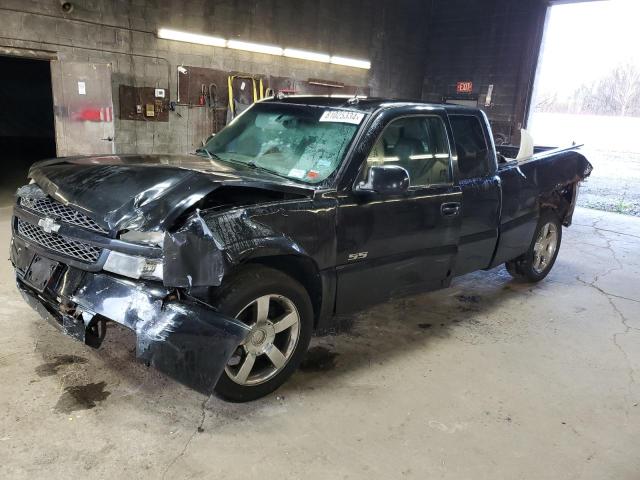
0, 56, 56, 205
528, 0, 640, 216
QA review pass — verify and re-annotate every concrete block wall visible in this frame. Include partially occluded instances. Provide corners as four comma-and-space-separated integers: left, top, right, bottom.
421, 0, 547, 144
0, 0, 431, 155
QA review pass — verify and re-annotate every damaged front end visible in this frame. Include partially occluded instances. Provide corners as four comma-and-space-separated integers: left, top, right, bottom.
11, 185, 251, 393
13, 237, 250, 393
11, 153, 316, 393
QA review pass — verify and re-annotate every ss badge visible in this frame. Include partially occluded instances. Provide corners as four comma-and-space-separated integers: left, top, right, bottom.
347, 252, 368, 261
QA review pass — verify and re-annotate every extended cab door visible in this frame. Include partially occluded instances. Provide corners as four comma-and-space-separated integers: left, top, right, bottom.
448, 112, 501, 276
334, 109, 462, 314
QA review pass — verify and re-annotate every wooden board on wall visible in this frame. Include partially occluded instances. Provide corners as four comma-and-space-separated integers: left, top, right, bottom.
177, 66, 229, 108
118, 85, 169, 122
297, 80, 370, 97
266, 76, 370, 97
176, 66, 230, 133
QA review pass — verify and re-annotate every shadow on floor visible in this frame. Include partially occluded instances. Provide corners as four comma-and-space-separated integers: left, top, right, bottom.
28, 265, 541, 424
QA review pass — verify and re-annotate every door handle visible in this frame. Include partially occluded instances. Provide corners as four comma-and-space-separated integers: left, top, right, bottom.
441, 202, 461, 217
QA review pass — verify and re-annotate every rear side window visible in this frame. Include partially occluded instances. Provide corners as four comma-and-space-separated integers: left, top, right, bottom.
449, 115, 490, 179
364, 116, 452, 187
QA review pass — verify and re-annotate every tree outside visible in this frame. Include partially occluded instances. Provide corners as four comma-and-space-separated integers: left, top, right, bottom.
534, 64, 640, 117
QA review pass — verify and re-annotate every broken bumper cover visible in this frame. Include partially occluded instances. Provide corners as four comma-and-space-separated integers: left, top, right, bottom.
13, 237, 250, 394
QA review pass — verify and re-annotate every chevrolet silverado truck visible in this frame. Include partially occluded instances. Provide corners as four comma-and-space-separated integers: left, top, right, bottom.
11, 97, 592, 402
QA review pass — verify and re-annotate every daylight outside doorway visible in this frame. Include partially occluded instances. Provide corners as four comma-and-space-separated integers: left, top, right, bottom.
528, 0, 640, 216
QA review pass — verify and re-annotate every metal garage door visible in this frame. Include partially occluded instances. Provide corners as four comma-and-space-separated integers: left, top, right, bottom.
50, 61, 115, 156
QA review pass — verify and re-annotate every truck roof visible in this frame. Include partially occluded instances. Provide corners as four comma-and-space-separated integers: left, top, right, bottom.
268, 95, 480, 115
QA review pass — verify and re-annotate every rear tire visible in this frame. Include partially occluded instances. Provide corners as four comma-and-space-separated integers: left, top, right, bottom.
505, 209, 562, 282
209, 265, 313, 402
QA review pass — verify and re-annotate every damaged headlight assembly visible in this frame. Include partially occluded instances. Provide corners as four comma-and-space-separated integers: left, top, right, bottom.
103, 251, 163, 281
103, 230, 164, 281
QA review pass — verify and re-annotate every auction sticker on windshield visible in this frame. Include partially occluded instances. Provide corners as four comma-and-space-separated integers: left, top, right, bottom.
319, 110, 365, 124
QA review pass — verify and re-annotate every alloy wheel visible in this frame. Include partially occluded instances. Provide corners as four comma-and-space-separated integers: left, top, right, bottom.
225, 294, 301, 386
532, 222, 558, 274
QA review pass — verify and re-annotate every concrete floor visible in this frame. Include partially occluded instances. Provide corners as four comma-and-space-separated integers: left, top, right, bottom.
0, 205, 639, 479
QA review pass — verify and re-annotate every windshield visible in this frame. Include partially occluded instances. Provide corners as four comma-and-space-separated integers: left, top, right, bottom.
200, 102, 365, 184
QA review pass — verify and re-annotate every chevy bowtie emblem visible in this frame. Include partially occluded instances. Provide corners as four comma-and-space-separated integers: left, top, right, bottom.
38, 217, 61, 234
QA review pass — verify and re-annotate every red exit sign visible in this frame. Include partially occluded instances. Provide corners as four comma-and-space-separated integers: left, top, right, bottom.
456, 81, 473, 93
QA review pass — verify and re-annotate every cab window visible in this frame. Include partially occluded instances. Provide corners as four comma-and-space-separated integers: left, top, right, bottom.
363, 116, 452, 187
449, 115, 490, 179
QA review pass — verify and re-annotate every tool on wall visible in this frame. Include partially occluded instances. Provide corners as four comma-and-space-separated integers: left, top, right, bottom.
207, 83, 217, 108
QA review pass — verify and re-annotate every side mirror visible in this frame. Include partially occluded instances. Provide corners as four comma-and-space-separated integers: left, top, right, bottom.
356, 165, 410, 195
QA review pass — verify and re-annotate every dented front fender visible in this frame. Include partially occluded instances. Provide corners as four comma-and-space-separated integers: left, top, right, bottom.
162, 206, 311, 288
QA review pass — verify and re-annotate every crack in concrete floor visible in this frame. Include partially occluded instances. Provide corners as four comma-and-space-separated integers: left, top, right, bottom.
575, 218, 639, 416
161, 395, 212, 479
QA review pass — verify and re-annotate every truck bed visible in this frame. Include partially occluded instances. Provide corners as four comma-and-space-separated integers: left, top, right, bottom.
489, 145, 593, 268
496, 144, 556, 160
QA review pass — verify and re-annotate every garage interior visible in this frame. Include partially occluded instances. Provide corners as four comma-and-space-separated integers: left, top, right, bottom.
0, 0, 639, 478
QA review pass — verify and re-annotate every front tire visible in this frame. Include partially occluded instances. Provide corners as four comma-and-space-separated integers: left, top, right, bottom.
210, 265, 313, 402
505, 209, 562, 282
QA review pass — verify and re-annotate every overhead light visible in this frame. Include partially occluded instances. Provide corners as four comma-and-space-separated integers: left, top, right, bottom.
157, 28, 371, 70
284, 48, 331, 63
227, 40, 283, 56
330, 56, 371, 70
157, 28, 226, 47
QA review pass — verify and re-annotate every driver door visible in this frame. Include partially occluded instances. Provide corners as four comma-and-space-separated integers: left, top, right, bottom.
335, 113, 463, 313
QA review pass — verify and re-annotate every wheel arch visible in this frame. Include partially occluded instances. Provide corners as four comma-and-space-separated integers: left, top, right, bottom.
242, 254, 325, 328
538, 181, 579, 226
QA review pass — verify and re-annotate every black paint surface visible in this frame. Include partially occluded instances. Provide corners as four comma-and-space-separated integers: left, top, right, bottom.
11, 98, 592, 394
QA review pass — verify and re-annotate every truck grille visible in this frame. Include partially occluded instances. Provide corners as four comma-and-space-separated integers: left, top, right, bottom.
17, 218, 102, 263
19, 196, 108, 234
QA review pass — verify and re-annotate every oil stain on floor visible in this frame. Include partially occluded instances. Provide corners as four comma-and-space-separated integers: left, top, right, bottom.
299, 346, 339, 372
35, 355, 88, 377
455, 294, 482, 313
454, 294, 481, 304
54, 381, 111, 414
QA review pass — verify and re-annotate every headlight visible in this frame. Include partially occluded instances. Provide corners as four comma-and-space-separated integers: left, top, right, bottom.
103, 251, 163, 281
119, 230, 164, 247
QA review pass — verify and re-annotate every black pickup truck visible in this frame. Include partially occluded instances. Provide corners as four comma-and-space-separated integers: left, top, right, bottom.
11, 97, 592, 401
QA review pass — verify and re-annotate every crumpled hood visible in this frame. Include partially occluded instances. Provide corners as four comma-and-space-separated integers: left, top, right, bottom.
28, 154, 312, 232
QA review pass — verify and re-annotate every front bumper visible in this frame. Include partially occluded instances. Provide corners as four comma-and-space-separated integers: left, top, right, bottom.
12, 234, 250, 394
